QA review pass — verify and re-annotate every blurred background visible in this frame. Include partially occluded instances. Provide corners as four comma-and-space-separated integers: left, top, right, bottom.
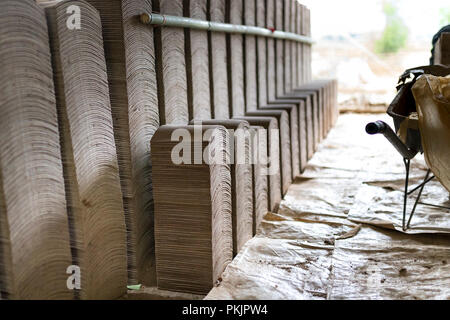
302, 0, 450, 111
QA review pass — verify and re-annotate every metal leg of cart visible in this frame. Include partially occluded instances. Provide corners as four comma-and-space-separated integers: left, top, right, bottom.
402, 158, 411, 231
402, 160, 450, 231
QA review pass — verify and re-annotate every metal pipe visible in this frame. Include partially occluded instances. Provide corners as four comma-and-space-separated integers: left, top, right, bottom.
406, 169, 431, 230
140, 13, 315, 45
366, 121, 418, 160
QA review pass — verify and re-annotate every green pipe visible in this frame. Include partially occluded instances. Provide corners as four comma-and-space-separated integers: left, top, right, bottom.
140, 13, 314, 45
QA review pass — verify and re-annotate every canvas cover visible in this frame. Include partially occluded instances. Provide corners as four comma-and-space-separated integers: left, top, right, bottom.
412, 75, 450, 193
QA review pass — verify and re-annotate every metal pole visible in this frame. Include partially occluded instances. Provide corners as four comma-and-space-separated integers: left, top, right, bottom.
403, 158, 410, 231
140, 13, 315, 45
406, 169, 431, 230
366, 121, 418, 160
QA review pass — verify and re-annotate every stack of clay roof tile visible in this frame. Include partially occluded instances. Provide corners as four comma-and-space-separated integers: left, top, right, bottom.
185, 0, 212, 120
208, 0, 283, 213
86, 0, 159, 286
151, 125, 233, 294
45, 0, 128, 299
150, 0, 249, 294
229, 0, 292, 198
0, 0, 73, 299
153, 0, 189, 125
186, 0, 253, 255
192, 120, 254, 255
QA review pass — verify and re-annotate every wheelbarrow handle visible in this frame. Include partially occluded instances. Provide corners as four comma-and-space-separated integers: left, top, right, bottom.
366, 121, 418, 160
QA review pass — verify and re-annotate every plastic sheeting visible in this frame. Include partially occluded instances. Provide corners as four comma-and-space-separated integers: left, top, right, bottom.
349, 179, 450, 234
206, 113, 450, 300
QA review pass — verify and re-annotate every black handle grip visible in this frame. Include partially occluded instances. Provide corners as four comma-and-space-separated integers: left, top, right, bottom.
366, 121, 417, 159
366, 121, 386, 135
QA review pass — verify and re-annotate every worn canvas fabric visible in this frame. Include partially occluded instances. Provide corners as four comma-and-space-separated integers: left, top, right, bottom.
412, 75, 450, 193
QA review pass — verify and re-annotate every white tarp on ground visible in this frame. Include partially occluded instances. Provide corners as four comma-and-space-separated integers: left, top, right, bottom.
206, 113, 450, 300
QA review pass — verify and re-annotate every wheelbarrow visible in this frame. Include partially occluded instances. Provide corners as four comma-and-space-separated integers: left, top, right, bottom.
366, 65, 450, 231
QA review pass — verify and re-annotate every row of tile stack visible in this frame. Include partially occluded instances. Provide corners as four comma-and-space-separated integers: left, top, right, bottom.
0, 0, 337, 299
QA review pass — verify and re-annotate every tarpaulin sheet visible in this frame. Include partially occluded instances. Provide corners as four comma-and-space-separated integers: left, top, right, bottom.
206, 114, 450, 300
349, 179, 450, 234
